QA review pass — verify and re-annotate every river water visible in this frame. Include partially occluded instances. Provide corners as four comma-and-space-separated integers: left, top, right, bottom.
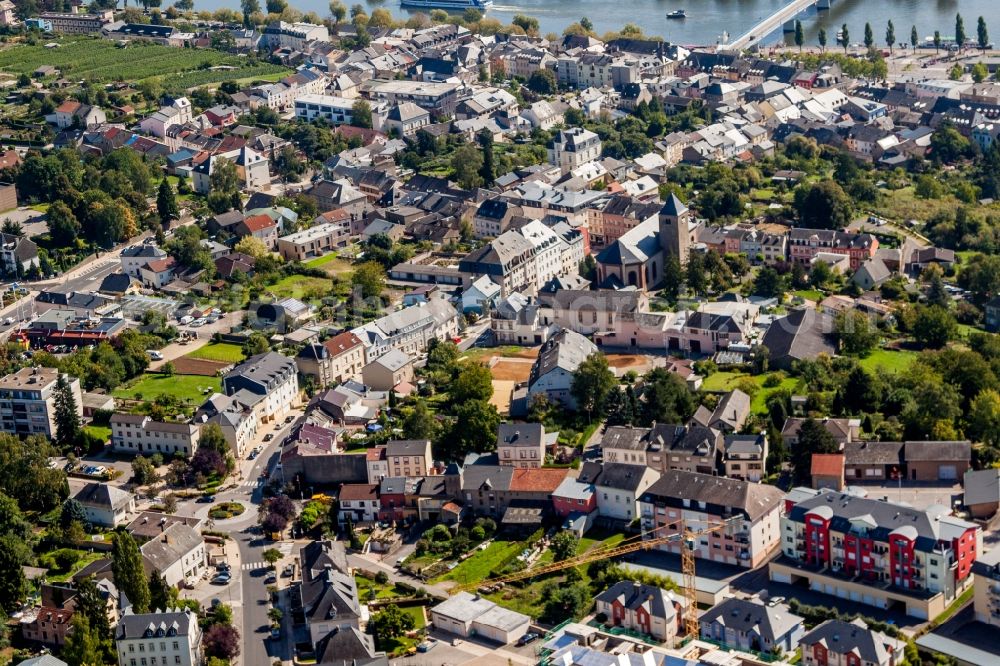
195, 0, 995, 49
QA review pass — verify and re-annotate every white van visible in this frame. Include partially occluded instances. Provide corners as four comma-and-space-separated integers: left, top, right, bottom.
179, 315, 194, 325
146, 350, 164, 361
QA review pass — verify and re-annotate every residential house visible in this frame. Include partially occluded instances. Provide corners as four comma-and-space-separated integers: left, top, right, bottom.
383, 102, 431, 137
580, 461, 659, 523
276, 222, 349, 261
351, 298, 459, 362
699, 598, 805, 655
360, 349, 414, 392
799, 618, 903, 666
527, 328, 598, 410
295, 331, 367, 388
0, 233, 39, 275
497, 423, 547, 468
548, 128, 602, 174
965, 468, 1000, 519
723, 433, 768, 482
385, 439, 432, 478
461, 275, 501, 314
140, 523, 207, 588
194, 393, 258, 457
973, 547, 1000, 627
120, 244, 168, 278
337, 484, 379, 525
458, 231, 537, 297
595, 581, 687, 644
73, 482, 135, 528
235, 214, 279, 250
811, 453, 846, 491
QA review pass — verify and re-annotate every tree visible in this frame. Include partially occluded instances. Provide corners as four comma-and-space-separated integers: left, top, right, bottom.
839, 24, 850, 53
751, 266, 786, 299
818, 28, 827, 52
199, 423, 230, 458
54, 373, 81, 449
791, 418, 839, 484
132, 455, 158, 486
511, 13, 539, 36
930, 124, 972, 163
368, 604, 415, 648
913, 305, 957, 349
351, 261, 385, 300
477, 129, 495, 186
47, 200, 81, 246
403, 399, 439, 440
571, 352, 616, 420
972, 62, 989, 83
527, 68, 557, 95
978, 16, 989, 52
641, 367, 695, 426
329, 0, 345, 23
156, 179, 179, 225
262, 548, 282, 567
661, 256, 683, 303
148, 572, 171, 613
452, 363, 493, 403
541, 581, 590, 624
0, 492, 31, 541
934, 30, 941, 54
450, 143, 484, 190
369, 7, 391, 28
886, 20, 895, 54
550, 530, 578, 562
863, 22, 874, 50
834, 310, 879, 356
240, 0, 259, 25
444, 400, 500, 461
62, 614, 103, 666
233, 235, 269, 259
956, 13, 966, 52
794, 20, 804, 52
351, 99, 372, 129
968, 388, 1000, 445
795, 180, 852, 229
911, 25, 918, 50
685, 252, 707, 295
204, 624, 241, 660
74, 576, 113, 660
242, 331, 270, 358
0, 535, 29, 612
206, 158, 241, 213
112, 531, 151, 613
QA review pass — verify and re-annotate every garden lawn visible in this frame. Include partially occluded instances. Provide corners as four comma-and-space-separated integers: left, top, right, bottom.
267, 274, 334, 300
857, 349, 917, 374
355, 575, 417, 601
112, 373, 221, 404
48, 551, 105, 583
435, 539, 524, 586
303, 252, 355, 274
83, 424, 111, 443
186, 342, 245, 363
701, 372, 801, 414
793, 289, 825, 302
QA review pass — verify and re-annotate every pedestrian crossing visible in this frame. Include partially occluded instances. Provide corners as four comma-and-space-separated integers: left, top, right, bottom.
237, 477, 265, 491
241, 561, 268, 571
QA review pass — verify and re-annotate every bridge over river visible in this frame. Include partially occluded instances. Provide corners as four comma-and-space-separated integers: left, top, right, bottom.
723, 0, 835, 52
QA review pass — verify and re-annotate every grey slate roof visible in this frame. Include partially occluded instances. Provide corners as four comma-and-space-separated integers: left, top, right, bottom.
800, 619, 896, 664
497, 423, 544, 449
75, 482, 133, 511
641, 469, 783, 522
700, 598, 803, 645
140, 523, 203, 575
115, 608, 195, 639
964, 468, 1000, 507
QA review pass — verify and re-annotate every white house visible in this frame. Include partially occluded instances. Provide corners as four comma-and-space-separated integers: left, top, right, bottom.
584, 462, 659, 522
221, 351, 299, 425
337, 483, 379, 525
140, 523, 207, 589
110, 413, 200, 457
115, 608, 202, 666
526, 329, 597, 409
74, 482, 135, 528
461, 275, 501, 314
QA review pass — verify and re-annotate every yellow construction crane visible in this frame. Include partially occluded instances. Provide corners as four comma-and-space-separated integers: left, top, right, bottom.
453, 515, 744, 642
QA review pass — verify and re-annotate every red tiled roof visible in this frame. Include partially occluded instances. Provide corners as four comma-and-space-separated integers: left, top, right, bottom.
509, 468, 568, 493
366, 446, 386, 462
317, 208, 350, 223
56, 100, 81, 114
323, 331, 363, 357
242, 214, 275, 232
144, 257, 176, 273
339, 483, 378, 501
811, 453, 845, 478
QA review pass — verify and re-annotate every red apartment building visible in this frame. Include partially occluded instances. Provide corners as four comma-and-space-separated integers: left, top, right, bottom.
788, 229, 878, 271
773, 490, 981, 620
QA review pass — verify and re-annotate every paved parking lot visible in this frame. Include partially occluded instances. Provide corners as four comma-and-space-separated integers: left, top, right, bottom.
390, 632, 536, 666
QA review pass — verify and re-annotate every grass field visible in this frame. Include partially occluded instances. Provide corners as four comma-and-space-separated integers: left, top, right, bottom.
83, 425, 111, 443
47, 551, 105, 583
701, 371, 801, 414
186, 342, 245, 363
267, 274, 335, 300
113, 373, 221, 404
434, 539, 524, 586
0, 36, 289, 89
304, 252, 355, 274
857, 348, 918, 374
793, 289, 825, 302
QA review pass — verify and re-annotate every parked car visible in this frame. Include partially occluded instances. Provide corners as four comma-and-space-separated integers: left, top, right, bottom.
282, 564, 294, 577
211, 573, 231, 585
416, 639, 438, 653
215, 562, 231, 572
263, 434, 274, 442
197, 495, 215, 504
517, 633, 539, 647
264, 572, 277, 584
285, 415, 294, 424
146, 350, 164, 361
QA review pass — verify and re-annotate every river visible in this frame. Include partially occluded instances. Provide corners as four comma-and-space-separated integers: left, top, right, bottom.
192, 0, 995, 49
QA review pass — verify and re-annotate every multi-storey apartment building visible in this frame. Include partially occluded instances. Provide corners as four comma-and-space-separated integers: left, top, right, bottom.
351, 298, 459, 362
293, 94, 358, 124
639, 470, 784, 568
115, 608, 202, 666
222, 352, 298, 424
458, 231, 537, 298
262, 20, 329, 49
276, 222, 350, 261
788, 229, 879, 271
0, 367, 82, 438
773, 491, 981, 619
548, 127, 602, 174
973, 547, 1000, 627
586, 196, 662, 249
110, 414, 200, 457
360, 80, 460, 116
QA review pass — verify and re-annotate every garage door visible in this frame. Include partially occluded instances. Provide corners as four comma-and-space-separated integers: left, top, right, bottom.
939, 465, 957, 480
